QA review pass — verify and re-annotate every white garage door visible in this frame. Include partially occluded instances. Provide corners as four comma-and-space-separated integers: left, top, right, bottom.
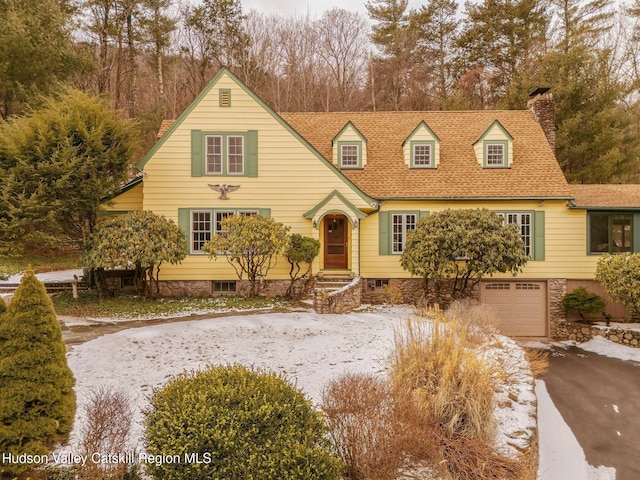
481, 281, 547, 337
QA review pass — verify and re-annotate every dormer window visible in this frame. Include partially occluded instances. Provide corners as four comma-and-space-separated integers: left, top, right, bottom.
332, 121, 367, 169
485, 142, 506, 167
412, 142, 434, 168
474, 120, 513, 169
340, 143, 360, 168
403, 122, 440, 169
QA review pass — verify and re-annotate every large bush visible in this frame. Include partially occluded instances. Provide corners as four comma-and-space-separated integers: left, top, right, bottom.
595, 253, 640, 319
205, 215, 290, 296
400, 209, 528, 301
144, 365, 343, 480
0, 270, 76, 476
84, 210, 187, 298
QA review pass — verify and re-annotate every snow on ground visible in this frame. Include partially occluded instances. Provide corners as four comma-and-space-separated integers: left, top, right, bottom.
593, 322, 640, 333
571, 336, 640, 364
63, 306, 536, 461
536, 380, 616, 480
0, 268, 85, 284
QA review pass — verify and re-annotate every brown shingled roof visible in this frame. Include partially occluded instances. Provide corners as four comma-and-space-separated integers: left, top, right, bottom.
571, 184, 640, 208
280, 111, 572, 200
157, 119, 175, 139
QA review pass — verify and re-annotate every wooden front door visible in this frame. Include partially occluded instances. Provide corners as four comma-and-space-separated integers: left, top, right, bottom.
324, 214, 348, 269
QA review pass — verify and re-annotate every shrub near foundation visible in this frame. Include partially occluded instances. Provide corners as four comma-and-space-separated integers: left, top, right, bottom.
144, 365, 343, 480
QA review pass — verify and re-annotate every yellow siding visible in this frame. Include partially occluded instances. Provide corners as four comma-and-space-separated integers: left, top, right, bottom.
473, 123, 514, 167
143, 73, 370, 281
332, 124, 367, 166
102, 182, 143, 212
403, 125, 440, 167
360, 200, 597, 280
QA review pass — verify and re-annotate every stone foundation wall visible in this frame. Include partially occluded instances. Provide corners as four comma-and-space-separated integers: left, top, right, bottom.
157, 278, 312, 298
314, 277, 361, 314
548, 278, 567, 326
361, 278, 479, 307
553, 322, 640, 347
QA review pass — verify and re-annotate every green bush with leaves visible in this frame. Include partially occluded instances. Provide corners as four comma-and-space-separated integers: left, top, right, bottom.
400, 209, 528, 301
144, 365, 343, 480
595, 253, 640, 319
0, 271, 76, 476
205, 215, 290, 296
562, 287, 606, 322
0, 296, 5, 314
285, 233, 320, 297
84, 211, 186, 298
0, 89, 136, 251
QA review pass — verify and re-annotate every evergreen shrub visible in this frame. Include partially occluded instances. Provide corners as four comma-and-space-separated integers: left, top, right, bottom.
562, 287, 606, 322
144, 365, 343, 480
0, 270, 76, 476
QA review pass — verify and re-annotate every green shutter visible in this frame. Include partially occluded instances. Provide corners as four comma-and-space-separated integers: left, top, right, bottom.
379, 211, 390, 255
191, 130, 203, 177
178, 208, 190, 254
419, 211, 429, 219
245, 130, 258, 177
259, 208, 271, 217
533, 211, 545, 261
633, 214, 640, 253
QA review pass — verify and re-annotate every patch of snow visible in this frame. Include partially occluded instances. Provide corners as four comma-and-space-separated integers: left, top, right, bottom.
577, 336, 640, 364
520, 340, 552, 350
593, 322, 640, 333
536, 380, 616, 480
484, 335, 537, 458
612, 404, 619, 413
0, 268, 85, 284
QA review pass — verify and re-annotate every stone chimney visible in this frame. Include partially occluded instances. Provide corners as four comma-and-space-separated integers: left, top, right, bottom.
527, 88, 556, 152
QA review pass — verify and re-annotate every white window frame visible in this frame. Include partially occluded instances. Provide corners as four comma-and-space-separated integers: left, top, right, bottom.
486, 143, 505, 167
227, 135, 244, 175
500, 212, 532, 257
392, 213, 417, 254
340, 144, 360, 168
191, 210, 212, 254
412, 143, 432, 167
205, 135, 223, 174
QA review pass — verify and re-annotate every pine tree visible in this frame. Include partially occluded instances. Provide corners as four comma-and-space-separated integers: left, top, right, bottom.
0, 270, 76, 476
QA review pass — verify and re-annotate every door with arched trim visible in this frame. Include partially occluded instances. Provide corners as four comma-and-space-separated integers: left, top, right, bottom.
324, 214, 348, 269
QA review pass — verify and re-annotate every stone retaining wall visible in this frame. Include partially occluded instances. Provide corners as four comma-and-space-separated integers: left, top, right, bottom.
314, 277, 361, 314
553, 322, 640, 347
361, 278, 479, 306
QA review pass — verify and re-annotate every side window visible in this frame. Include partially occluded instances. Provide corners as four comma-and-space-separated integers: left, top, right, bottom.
505, 212, 532, 257
392, 213, 417, 254
191, 210, 212, 253
227, 136, 244, 174
205, 135, 222, 174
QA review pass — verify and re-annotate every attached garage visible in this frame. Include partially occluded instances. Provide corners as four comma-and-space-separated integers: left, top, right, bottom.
480, 281, 547, 337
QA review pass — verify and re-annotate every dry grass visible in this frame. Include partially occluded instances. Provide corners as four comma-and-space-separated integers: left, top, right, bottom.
524, 348, 549, 378
445, 299, 498, 345
383, 283, 404, 305
389, 309, 496, 441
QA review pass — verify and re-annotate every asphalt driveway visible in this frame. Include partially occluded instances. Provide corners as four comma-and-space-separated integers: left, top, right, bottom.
543, 345, 640, 480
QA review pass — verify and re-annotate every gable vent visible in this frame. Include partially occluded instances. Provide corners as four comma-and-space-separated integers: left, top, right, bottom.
219, 89, 231, 107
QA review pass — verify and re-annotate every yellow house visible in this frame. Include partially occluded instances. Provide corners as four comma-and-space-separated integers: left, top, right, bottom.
106, 68, 640, 336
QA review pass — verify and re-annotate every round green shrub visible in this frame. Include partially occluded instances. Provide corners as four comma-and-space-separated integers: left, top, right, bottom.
0, 296, 6, 314
143, 365, 343, 480
562, 287, 606, 322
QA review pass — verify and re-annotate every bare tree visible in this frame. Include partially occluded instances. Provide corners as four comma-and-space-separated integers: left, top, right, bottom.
314, 8, 369, 110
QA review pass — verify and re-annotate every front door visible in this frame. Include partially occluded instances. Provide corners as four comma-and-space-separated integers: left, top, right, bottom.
324, 214, 348, 269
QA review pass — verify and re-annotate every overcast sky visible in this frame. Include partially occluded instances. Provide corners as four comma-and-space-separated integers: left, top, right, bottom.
240, 0, 427, 18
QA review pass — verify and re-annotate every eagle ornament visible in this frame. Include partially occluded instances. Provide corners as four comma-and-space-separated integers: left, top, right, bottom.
208, 184, 240, 200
